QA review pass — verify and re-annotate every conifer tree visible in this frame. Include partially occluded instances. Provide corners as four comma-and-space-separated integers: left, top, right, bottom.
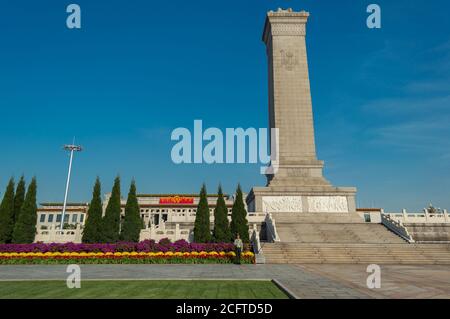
213, 185, 231, 243
230, 184, 249, 242
82, 177, 103, 243
0, 178, 16, 243
194, 184, 212, 243
100, 176, 121, 243
13, 176, 26, 225
120, 180, 143, 242
12, 177, 37, 244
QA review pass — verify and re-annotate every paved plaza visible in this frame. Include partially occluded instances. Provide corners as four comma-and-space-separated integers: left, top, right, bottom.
1, 264, 449, 299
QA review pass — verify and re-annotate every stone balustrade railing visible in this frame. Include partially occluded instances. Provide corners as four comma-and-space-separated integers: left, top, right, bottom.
386, 209, 449, 224
250, 224, 261, 253
381, 214, 415, 243
34, 224, 83, 243
166, 212, 267, 224
264, 213, 281, 242
250, 224, 266, 264
139, 221, 192, 242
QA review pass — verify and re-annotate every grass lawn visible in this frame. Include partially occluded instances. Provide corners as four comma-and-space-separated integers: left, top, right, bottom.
0, 280, 289, 299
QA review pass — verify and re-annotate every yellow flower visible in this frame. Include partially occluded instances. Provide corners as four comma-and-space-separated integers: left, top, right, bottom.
183, 252, 190, 257
191, 251, 199, 256
219, 251, 226, 256
199, 251, 208, 255
228, 251, 236, 257
244, 251, 254, 257
174, 252, 183, 257
130, 252, 138, 256
114, 252, 123, 256
165, 251, 174, 256
155, 252, 164, 256
208, 251, 218, 256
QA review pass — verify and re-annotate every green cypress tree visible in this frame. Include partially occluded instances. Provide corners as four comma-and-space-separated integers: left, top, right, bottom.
213, 185, 231, 243
120, 179, 143, 242
230, 184, 249, 242
13, 176, 26, 225
100, 176, 121, 243
194, 184, 212, 243
12, 177, 37, 244
82, 177, 103, 243
0, 178, 16, 243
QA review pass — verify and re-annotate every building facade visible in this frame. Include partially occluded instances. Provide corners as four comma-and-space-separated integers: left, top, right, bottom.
35, 193, 266, 243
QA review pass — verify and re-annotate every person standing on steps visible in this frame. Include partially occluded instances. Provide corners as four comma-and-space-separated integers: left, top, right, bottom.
234, 233, 243, 265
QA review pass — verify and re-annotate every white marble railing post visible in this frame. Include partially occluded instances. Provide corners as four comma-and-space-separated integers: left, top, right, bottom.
175, 224, 180, 241
444, 209, 449, 222
75, 224, 82, 242
250, 224, 261, 254
424, 208, 429, 221
402, 209, 408, 222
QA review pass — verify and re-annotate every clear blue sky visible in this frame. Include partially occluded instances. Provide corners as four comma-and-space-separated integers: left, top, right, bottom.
0, 0, 449, 211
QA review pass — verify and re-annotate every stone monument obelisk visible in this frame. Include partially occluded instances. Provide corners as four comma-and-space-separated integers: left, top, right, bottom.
247, 8, 357, 214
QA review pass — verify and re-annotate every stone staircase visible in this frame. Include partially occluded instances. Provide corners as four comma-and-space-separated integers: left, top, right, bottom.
262, 242, 450, 264
262, 213, 450, 264
272, 213, 405, 244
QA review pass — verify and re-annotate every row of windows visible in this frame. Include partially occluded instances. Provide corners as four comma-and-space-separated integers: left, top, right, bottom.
39, 213, 85, 224
140, 213, 233, 219
137, 208, 232, 213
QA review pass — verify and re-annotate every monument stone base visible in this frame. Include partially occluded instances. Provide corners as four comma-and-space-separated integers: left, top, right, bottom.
246, 186, 357, 214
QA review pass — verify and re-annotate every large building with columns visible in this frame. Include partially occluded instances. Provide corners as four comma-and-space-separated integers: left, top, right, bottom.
35, 193, 267, 243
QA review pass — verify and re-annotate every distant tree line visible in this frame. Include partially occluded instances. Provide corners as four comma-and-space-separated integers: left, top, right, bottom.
0, 176, 37, 244
0, 175, 250, 245
194, 184, 249, 243
82, 176, 143, 243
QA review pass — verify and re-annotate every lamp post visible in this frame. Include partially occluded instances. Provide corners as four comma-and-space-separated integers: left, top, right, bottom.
60, 143, 82, 230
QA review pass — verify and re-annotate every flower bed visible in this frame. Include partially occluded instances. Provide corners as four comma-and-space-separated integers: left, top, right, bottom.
0, 239, 250, 254
0, 239, 255, 264
0, 251, 255, 264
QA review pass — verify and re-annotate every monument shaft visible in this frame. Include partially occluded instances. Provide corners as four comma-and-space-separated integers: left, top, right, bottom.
247, 9, 357, 214
264, 11, 316, 162
263, 10, 328, 187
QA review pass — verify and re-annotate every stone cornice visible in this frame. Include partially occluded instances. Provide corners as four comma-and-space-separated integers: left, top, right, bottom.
262, 9, 310, 44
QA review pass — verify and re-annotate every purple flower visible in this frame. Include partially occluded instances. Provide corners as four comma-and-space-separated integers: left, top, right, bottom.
0, 240, 241, 253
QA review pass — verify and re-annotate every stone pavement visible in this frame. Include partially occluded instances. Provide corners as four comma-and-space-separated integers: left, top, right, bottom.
299, 264, 450, 299
1, 264, 449, 299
